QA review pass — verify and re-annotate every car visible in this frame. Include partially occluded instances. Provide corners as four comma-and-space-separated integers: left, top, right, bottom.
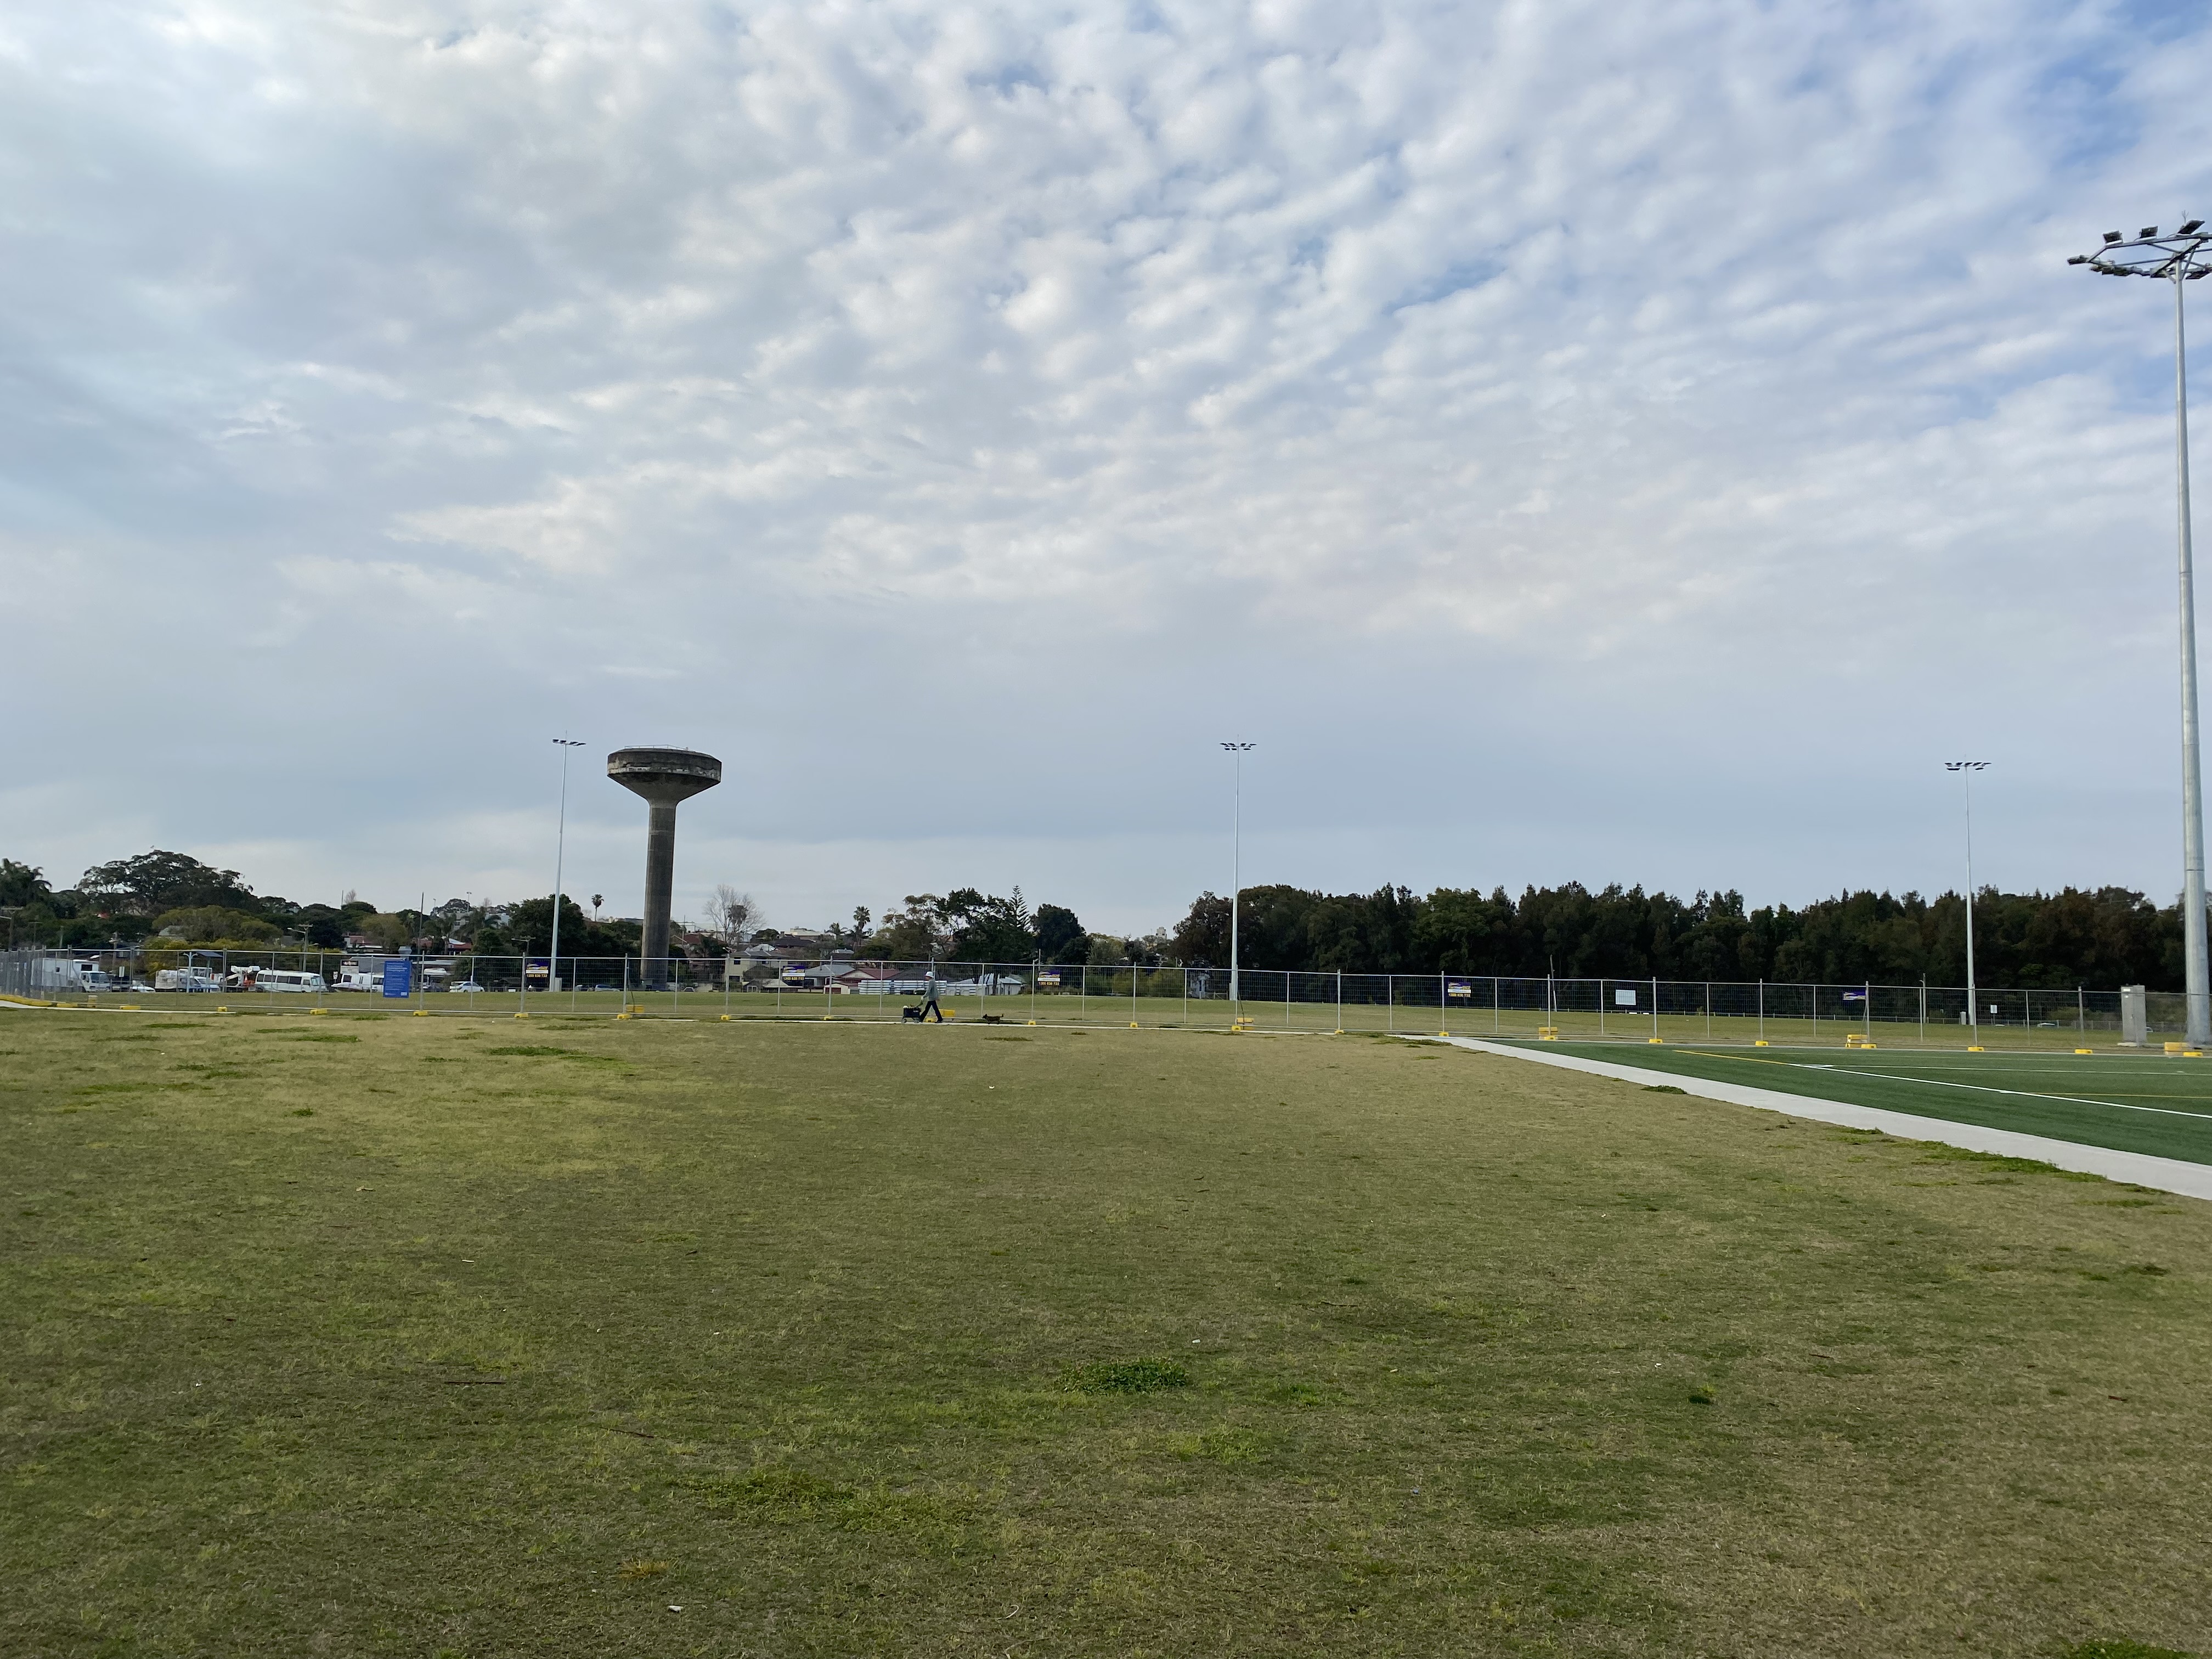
449, 981, 487, 994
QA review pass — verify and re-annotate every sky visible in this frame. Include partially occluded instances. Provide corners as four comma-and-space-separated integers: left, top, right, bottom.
5, 0, 2212, 936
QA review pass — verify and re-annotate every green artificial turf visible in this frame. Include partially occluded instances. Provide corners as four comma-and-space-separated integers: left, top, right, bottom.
1519, 1041, 2212, 1165
4, 1010, 2209, 1656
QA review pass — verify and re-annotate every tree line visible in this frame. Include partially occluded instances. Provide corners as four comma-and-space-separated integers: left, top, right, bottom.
1163, 883, 2188, 991
4, 849, 2197, 990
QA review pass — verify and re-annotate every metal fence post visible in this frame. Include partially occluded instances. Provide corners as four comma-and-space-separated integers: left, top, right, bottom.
1758, 979, 1764, 1042
1651, 975, 1658, 1040
2078, 984, 2085, 1035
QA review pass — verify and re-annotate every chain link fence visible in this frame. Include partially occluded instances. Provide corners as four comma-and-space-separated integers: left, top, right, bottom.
2, 946, 2181, 1045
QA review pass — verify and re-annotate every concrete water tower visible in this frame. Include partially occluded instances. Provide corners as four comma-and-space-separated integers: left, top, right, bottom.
607, 747, 721, 988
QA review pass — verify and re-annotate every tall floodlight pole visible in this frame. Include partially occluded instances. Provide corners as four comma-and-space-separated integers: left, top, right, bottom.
1945, 761, 1989, 1042
1221, 742, 1255, 1017
2070, 219, 2212, 1045
549, 738, 585, 996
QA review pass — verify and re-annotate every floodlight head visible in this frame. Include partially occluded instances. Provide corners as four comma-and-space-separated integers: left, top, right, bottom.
2067, 255, 2087, 264
2142, 226, 2160, 238
2105, 231, 2124, 242
2183, 219, 2206, 235
1220, 741, 1256, 752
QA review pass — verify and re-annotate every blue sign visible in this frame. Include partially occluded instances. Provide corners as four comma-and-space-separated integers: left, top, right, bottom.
1842, 990, 1867, 1003
382, 960, 413, 998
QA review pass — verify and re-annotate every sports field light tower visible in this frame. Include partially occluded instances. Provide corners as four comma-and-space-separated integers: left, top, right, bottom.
546, 738, 586, 997
1944, 761, 1989, 1042
2069, 219, 2212, 1045
1221, 741, 1255, 1017
607, 747, 722, 990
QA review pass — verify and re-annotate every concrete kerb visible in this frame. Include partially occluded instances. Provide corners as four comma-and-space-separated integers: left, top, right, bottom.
1415, 1034, 2212, 1205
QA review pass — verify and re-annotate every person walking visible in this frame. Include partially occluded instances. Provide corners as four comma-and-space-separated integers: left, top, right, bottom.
919, 965, 944, 1023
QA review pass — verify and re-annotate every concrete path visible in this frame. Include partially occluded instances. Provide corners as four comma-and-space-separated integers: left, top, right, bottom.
1425, 1035, 2212, 1204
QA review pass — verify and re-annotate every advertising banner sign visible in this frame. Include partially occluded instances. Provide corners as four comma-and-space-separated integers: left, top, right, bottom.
381, 960, 412, 998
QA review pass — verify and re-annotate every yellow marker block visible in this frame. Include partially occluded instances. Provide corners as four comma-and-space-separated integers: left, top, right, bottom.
615, 1012, 632, 1021
1967, 1045, 1984, 1052
1025, 1019, 1037, 1026
1753, 1039, 1769, 1046
216, 1006, 230, 1014
720, 1014, 731, 1022
2075, 1048, 2094, 1054
310, 1008, 327, 1016
412, 1009, 429, 1017
2189, 1051, 2205, 1059
1647, 1036, 1664, 1045
1860, 1043, 1875, 1050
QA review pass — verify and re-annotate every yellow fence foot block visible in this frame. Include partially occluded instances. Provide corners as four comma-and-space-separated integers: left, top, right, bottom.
2075, 1047, 2094, 1054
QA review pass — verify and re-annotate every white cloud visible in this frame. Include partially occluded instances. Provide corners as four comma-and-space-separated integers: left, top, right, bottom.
3, 0, 2211, 931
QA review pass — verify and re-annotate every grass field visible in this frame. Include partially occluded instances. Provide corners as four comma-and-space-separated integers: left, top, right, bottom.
5, 1008, 2210, 1657
30, 985, 2141, 1052
1521, 1042, 2212, 1167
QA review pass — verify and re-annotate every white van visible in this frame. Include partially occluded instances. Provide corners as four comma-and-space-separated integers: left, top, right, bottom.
223, 968, 327, 994
155, 968, 222, 993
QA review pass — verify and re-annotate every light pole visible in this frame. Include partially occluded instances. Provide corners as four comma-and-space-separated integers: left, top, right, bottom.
1221, 741, 1255, 1018
2070, 219, 2212, 1045
1945, 761, 1989, 1042
550, 738, 585, 999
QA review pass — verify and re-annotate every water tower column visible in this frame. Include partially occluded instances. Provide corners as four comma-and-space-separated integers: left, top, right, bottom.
606, 747, 723, 991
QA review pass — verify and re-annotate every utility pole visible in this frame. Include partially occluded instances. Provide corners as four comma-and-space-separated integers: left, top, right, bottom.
1945, 761, 1989, 1042
1221, 741, 1255, 1019
2070, 219, 2212, 1044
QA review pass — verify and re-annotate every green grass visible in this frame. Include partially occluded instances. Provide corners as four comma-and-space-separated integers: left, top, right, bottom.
41, 986, 2133, 1051
4, 1010, 2210, 1656
1523, 1041, 2212, 1165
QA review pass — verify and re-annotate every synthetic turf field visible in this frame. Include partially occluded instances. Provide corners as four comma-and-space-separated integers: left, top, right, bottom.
4, 1009, 2209, 1657
1515, 1042, 2212, 1166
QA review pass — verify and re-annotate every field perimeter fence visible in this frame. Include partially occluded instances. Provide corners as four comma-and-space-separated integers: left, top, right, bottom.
1, 947, 2185, 1044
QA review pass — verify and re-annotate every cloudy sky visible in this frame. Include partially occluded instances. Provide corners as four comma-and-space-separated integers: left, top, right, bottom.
5, 0, 2211, 935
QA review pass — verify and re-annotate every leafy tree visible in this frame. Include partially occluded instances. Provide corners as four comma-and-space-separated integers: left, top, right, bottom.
1, 859, 52, 908
475, 896, 636, 958
866, 895, 946, 961
950, 888, 1035, 964
151, 906, 278, 944
1171, 893, 1231, 967
1034, 903, 1088, 964
78, 850, 259, 917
